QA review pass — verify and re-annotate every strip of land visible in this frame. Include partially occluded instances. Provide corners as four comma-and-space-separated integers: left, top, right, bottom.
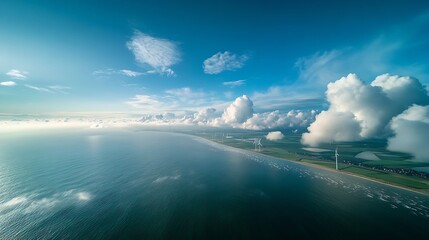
192, 133, 429, 196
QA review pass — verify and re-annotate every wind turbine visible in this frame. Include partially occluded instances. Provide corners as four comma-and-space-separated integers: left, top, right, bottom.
254, 138, 262, 151
335, 147, 340, 170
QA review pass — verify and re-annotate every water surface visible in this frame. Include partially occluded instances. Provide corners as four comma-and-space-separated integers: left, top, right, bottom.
0, 129, 428, 239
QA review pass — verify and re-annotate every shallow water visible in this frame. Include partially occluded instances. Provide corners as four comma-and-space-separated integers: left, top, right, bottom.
0, 129, 428, 239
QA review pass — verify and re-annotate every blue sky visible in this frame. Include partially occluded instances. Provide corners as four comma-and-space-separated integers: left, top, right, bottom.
1, 0, 429, 114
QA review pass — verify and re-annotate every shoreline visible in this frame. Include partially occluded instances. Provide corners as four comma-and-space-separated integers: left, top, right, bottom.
192, 134, 429, 197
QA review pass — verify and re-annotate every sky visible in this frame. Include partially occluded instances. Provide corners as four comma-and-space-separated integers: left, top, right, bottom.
1, 0, 429, 115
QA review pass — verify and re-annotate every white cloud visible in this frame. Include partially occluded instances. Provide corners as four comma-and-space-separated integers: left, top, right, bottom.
302, 73, 429, 146
206, 96, 317, 130
140, 112, 176, 123
221, 95, 254, 124
259, 14, 429, 112
93, 68, 148, 77
48, 85, 71, 90
266, 131, 284, 141
133, 94, 317, 130
127, 30, 180, 76
203, 51, 248, 74
139, 108, 218, 126
0, 81, 16, 86
192, 108, 217, 124
24, 84, 70, 94
223, 80, 246, 87
243, 109, 317, 130
126, 95, 165, 111
127, 87, 225, 114
165, 87, 205, 99
6, 69, 28, 79
165, 87, 207, 107
48, 85, 71, 94
25, 84, 52, 93
119, 69, 144, 77
388, 104, 429, 161
302, 110, 362, 146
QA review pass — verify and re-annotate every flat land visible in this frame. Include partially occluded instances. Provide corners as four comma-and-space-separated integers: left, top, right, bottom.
189, 130, 429, 195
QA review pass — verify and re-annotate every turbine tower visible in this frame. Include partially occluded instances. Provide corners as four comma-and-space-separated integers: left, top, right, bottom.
335, 147, 340, 170
254, 138, 262, 151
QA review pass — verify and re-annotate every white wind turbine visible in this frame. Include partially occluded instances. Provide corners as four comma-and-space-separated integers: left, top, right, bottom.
254, 138, 262, 151
335, 147, 340, 170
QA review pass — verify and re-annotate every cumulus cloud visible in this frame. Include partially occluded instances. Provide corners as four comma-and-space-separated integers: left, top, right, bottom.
223, 80, 246, 88
302, 73, 429, 146
127, 30, 180, 76
302, 110, 362, 146
221, 95, 254, 124
0, 81, 16, 86
192, 108, 216, 124
388, 105, 429, 161
266, 131, 284, 141
140, 112, 176, 123
203, 51, 248, 74
6, 69, 28, 79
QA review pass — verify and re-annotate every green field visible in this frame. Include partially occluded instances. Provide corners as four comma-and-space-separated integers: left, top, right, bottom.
189, 129, 429, 194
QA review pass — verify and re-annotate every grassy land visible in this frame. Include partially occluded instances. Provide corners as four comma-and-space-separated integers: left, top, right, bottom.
302, 160, 429, 190
190, 130, 429, 195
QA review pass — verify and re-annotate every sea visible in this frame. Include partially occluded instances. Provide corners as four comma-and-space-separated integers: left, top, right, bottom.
0, 129, 428, 239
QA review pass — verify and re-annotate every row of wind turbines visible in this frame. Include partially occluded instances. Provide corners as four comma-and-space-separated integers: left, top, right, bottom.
252, 138, 341, 171
216, 132, 341, 171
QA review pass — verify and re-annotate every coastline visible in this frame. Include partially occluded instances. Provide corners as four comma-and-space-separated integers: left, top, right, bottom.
192, 134, 429, 197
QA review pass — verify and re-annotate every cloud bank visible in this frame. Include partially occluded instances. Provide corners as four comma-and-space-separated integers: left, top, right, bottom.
127, 31, 180, 76
243, 109, 317, 130
302, 73, 429, 160
203, 51, 248, 74
137, 95, 316, 130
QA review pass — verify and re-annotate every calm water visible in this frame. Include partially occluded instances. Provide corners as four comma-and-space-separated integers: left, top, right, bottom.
1, 129, 428, 239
